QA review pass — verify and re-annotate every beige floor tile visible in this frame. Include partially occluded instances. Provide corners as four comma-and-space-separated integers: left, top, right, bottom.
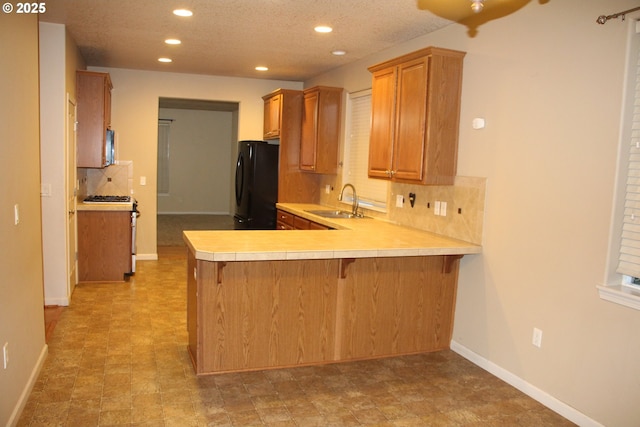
18, 245, 576, 426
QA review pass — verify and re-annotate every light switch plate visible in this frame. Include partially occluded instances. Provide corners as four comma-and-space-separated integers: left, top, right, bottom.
41, 183, 52, 197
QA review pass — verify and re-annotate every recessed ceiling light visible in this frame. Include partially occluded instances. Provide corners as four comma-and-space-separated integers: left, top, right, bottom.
165, 39, 181, 45
158, 57, 173, 63
314, 26, 333, 33
255, 66, 269, 71
332, 50, 346, 56
173, 9, 193, 17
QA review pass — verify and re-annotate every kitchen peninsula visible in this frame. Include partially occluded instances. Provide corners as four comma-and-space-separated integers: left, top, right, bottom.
184, 203, 481, 375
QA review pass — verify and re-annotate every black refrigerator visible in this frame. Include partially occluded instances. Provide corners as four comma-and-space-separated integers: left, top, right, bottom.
234, 140, 279, 229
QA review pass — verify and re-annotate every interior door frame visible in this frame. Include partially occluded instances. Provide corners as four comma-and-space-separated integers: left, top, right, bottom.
66, 94, 78, 297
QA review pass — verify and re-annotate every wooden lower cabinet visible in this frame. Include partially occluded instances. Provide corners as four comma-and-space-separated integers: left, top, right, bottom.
276, 210, 294, 230
187, 250, 460, 375
276, 209, 330, 230
77, 210, 131, 282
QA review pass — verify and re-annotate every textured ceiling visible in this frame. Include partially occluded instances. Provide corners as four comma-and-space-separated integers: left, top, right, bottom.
40, 0, 453, 81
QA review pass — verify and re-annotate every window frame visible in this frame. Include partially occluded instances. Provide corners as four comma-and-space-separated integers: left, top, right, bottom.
599, 16, 640, 310
340, 89, 389, 213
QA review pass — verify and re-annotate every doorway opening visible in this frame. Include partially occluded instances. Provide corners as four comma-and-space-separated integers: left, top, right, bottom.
157, 97, 239, 248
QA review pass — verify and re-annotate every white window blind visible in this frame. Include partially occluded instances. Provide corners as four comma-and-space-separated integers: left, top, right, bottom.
157, 121, 171, 194
342, 90, 388, 210
617, 33, 640, 278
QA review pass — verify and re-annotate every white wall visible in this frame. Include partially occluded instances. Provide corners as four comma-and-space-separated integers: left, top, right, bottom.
307, 0, 640, 425
39, 23, 69, 305
157, 108, 234, 214
89, 67, 302, 257
0, 13, 46, 426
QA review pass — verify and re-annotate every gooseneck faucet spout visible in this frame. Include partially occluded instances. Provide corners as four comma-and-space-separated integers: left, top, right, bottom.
338, 183, 360, 217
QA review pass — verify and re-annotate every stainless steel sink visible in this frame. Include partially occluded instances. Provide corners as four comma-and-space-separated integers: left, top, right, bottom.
305, 209, 359, 219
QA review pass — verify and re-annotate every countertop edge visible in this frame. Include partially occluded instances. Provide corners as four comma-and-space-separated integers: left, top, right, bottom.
184, 203, 482, 262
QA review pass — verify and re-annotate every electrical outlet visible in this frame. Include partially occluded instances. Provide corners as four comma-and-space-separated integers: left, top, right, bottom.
3, 342, 8, 369
396, 194, 404, 208
14, 204, 19, 225
440, 201, 447, 216
434, 201, 441, 215
532, 328, 543, 348
325, 185, 331, 194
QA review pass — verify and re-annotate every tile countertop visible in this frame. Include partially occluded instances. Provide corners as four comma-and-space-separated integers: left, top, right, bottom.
183, 203, 482, 262
76, 200, 134, 211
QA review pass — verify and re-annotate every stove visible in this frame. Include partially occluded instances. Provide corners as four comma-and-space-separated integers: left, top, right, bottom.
83, 195, 132, 204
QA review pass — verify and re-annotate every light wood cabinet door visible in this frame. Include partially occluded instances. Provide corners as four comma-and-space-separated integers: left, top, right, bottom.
300, 90, 319, 171
367, 47, 464, 185
76, 71, 112, 168
368, 67, 397, 179
393, 56, 428, 182
263, 93, 282, 139
77, 210, 131, 282
308, 221, 330, 230
293, 215, 311, 230
300, 86, 343, 174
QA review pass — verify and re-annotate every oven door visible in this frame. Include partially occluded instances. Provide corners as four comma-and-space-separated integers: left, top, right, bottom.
129, 205, 139, 274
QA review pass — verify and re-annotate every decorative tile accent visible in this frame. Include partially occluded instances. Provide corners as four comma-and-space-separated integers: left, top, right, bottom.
84, 161, 133, 196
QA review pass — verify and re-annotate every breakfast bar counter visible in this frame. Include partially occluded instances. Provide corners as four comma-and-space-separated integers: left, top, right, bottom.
184, 203, 481, 262
183, 203, 481, 376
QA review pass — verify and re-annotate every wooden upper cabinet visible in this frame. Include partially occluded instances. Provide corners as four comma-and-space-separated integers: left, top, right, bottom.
300, 86, 343, 174
77, 70, 112, 168
263, 92, 282, 139
369, 67, 397, 179
368, 47, 465, 185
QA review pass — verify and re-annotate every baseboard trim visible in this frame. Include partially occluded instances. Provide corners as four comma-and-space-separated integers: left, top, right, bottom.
450, 340, 603, 427
7, 344, 48, 427
43, 296, 69, 306
137, 253, 158, 261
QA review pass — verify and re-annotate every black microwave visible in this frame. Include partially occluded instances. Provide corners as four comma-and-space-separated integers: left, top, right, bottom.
105, 129, 115, 166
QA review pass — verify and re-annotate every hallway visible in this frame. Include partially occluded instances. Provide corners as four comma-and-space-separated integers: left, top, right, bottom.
18, 248, 574, 426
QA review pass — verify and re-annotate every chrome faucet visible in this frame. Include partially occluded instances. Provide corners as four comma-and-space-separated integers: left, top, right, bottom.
338, 183, 360, 217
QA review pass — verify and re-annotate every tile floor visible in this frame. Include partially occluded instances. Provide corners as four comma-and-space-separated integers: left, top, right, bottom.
18, 247, 575, 426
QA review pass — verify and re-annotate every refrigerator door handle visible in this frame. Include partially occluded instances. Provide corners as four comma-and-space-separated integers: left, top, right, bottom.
235, 151, 244, 207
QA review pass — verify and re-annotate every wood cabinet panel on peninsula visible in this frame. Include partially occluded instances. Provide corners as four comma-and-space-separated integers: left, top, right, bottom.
77, 210, 131, 282
368, 47, 465, 185
300, 86, 343, 174
186, 250, 460, 375
77, 70, 112, 168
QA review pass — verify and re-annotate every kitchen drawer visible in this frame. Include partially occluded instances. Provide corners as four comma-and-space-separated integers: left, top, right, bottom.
276, 210, 293, 227
277, 221, 293, 230
293, 216, 311, 230
309, 221, 330, 230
